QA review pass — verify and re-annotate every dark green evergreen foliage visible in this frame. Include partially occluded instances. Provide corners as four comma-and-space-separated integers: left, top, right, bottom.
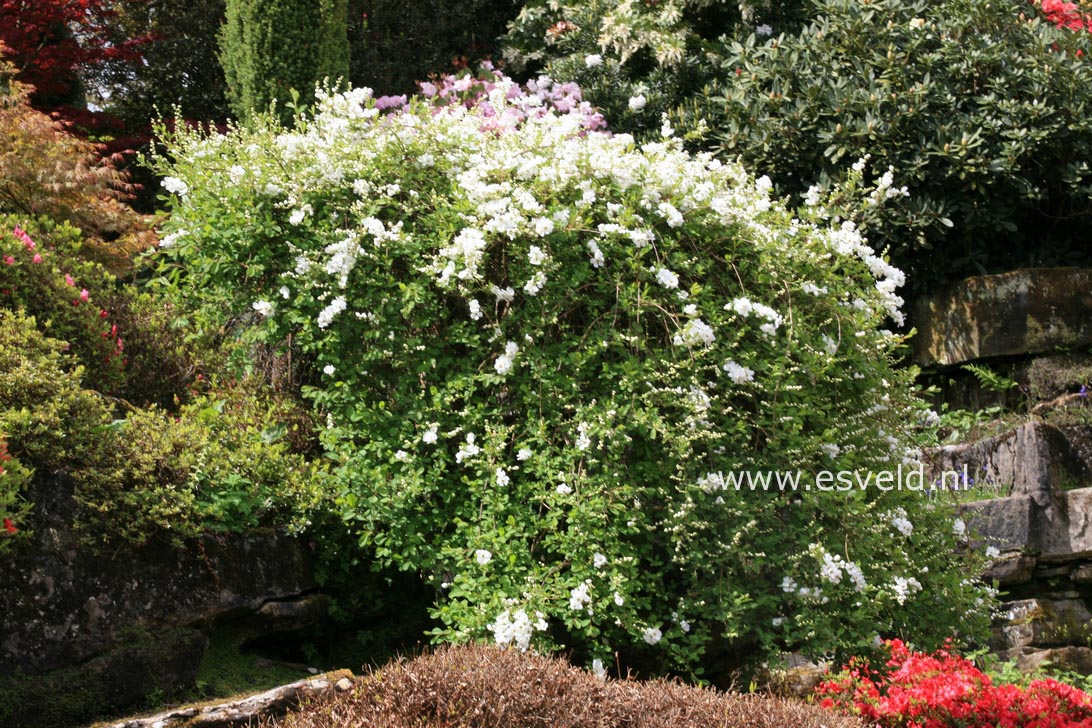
97, 0, 232, 128
689, 0, 1092, 292
219, 0, 351, 120
347, 0, 519, 95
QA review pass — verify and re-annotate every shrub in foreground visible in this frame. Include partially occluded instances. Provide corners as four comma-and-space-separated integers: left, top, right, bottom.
154, 74, 991, 674
264, 643, 863, 728
690, 0, 1092, 291
818, 639, 1092, 727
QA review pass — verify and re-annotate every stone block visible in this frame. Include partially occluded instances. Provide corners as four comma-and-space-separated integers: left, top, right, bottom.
983, 553, 1036, 586
925, 422, 1083, 506
995, 646, 1092, 676
962, 495, 1038, 553
912, 267, 1092, 367
992, 598, 1092, 650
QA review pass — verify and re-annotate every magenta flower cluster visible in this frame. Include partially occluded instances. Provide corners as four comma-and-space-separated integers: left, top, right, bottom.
375, 61, 607, 133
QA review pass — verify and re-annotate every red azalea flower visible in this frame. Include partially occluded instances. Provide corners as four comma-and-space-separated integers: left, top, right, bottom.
3, 518, 16, 535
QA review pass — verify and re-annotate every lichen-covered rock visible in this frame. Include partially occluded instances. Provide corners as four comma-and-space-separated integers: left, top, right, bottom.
960, 494, 1039, 553
995, 646, 1092, 675
912, 267, 1092, 367
991, 598, 1092, 651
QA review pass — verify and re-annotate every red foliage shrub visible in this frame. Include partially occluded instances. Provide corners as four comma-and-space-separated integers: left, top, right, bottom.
818, 639, 1092, 727
0, 0, 148, 110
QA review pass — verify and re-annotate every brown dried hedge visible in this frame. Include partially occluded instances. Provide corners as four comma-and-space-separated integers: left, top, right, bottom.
264, 644, 860, 728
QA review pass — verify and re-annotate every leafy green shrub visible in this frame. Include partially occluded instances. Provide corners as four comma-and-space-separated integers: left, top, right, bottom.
154, 78, 992, 674
689, 0, 1092, 290
0, 216, 127, 393
0, 435, 32, 556
0, 56, 154, 269
78, 385, 328, 545
0, 308, 112, 471
0, 283, 324, 547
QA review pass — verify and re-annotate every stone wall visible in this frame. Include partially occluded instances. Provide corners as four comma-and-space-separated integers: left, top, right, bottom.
0, 474, 323, 727
916, 267, 1092, 675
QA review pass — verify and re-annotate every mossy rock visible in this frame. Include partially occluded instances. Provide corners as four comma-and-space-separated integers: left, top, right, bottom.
0, 628, 207, 728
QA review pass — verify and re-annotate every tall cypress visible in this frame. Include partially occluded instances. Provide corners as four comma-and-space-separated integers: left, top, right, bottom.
219, 0, 350, 122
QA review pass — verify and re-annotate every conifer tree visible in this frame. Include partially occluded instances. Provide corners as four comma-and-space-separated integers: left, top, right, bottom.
219, 0, 349, 121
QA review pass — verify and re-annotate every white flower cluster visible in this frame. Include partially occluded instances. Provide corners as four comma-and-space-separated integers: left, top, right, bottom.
655, 267, 679, 289
672, 318, 716, 348
569, 581, 593, 611
490, 606, 548, 652
455, 432, 480, 463
317, 295, 346, 329
886, 507, 914, 538
722, 360, 754, 385
697, 472, 727, 492
495, 341, 520, 375
810, 544, 867, 592
727, 297, 783, 338
891, 575, 922, 605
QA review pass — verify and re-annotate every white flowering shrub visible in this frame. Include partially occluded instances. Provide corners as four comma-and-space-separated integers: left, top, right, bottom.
153, 74, 991, 674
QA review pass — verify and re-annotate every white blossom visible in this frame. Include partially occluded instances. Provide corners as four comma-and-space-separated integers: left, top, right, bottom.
491, 285, 515, 303
456, 432, 480, 463
628, 94, 647, 111
655, 267, 679, 289
252, 300, 274, 317
642, 626, 662, 645
673, 318, 715, 347
575, 422, 591, 451
569, 582, 592, 611
585, 54, 603, 67
317, 295, 347, 328
161, 176, 188, 196
523, 271, 547, 296
475, 549, 493, 565
891, 576, 922, 605
490, 607, 547, 652
723, 360, 754, 384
